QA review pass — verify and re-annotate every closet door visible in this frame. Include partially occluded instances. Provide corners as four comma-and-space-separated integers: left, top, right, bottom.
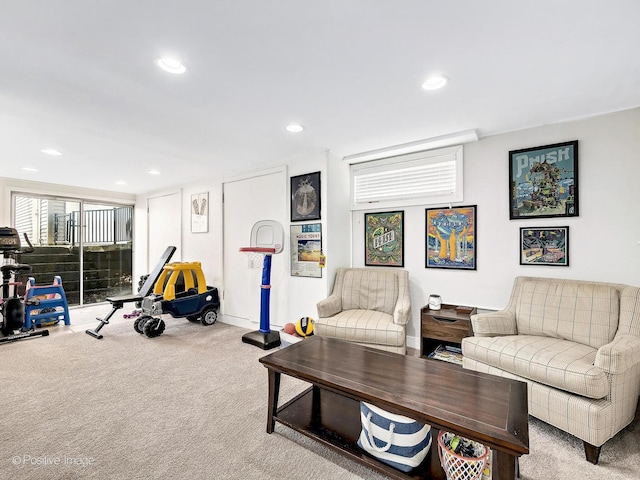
147, 191, 182, 268
222, 168, 287, 327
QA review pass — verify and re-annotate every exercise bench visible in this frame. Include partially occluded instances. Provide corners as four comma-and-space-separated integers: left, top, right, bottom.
85, 246, 176, 339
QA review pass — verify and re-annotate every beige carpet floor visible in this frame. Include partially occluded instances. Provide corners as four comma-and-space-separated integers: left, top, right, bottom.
1, 314, 639, 480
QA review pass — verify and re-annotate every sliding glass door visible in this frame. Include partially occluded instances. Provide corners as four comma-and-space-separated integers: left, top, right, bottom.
12, 194, 133, 306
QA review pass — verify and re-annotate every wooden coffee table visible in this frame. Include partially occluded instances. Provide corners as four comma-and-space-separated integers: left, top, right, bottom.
259, 336, 528, 480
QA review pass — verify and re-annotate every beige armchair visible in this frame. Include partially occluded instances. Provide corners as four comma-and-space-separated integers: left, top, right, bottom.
462, 276, 640, 464
315, 267, 411, 354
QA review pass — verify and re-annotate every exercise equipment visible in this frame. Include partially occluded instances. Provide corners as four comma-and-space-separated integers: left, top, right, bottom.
239, 220, 284, 350
0, 226, 49, 344
85, 246, 176, 339
134, 261, 220, 338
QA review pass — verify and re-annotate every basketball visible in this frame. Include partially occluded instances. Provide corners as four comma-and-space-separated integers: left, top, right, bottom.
295, 317, 314, 337
283, 322, 297, 335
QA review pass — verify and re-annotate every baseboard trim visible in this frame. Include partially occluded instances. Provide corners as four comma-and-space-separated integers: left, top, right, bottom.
220, 315, 420, 351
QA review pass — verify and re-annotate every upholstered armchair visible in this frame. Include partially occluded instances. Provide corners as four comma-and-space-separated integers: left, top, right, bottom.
462, 276, 640, 464
315, 267, 411, 354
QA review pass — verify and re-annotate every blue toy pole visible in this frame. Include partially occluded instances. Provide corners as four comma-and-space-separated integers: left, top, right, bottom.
259, 254, 272, 333
241, 248, 281, 350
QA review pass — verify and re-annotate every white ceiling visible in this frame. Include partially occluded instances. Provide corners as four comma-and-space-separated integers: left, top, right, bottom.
1, 1, 639, 195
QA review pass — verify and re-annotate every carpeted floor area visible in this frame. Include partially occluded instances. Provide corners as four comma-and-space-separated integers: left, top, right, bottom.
1, 311, 639, 479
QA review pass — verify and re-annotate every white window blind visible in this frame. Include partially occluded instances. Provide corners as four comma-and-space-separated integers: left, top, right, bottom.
350, 145, 463, 209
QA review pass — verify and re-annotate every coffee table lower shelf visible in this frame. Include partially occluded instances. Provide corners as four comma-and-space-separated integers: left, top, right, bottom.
275, 386, 449, 480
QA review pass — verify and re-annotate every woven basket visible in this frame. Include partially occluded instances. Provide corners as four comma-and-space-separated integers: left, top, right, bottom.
437, 431, 489, 480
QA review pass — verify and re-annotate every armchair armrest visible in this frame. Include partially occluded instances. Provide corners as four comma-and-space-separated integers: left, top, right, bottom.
595, 334, 640, 374
471, 310, 517, 337
392, 294, 411, 326
317, 294, 342, 318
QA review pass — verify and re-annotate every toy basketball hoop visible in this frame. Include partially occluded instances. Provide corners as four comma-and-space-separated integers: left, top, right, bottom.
240, 247, 276, 269
239, 220, 284, 350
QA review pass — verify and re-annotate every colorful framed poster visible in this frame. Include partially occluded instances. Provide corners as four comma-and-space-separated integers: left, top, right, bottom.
425, 205, 476, 270
290, 171, 321, 222
519, 226, 569, 266
290, 223, 322, 278
509, 140, 579, 219
364, 211, 404, 267
190, 192, 209, 233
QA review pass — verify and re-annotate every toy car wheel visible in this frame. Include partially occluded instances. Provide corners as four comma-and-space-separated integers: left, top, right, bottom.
200, 308, 218, 326
144, 317, 165, 338
134, 315, 152, 334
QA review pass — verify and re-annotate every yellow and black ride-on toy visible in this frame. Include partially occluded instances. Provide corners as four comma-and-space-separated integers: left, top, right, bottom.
134, 261, 220, 338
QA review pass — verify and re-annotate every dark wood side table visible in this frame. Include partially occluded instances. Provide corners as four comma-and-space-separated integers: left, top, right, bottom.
420, 303, 477, 359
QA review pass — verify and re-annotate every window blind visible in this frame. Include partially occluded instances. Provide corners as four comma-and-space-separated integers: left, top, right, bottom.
350, 146, 463, 209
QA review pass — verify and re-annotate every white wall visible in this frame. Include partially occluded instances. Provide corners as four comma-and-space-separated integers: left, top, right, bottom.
287, 150, 352, 321
134, 180, 223, 301
352, 108, 640, 348
8, 108, 636, 351
134, 151, 341, 330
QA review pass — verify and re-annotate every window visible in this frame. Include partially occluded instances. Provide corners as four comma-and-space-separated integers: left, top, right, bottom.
350, 145, 464, 210
12, 193, 134, 306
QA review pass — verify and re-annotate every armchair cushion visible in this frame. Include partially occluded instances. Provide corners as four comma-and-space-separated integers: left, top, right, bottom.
341, 269, 398, 315
463, 335, 609, 399
315, 310, 405, 347
516, 281, 619, 349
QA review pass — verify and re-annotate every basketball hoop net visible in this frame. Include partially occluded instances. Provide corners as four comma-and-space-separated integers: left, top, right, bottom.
240, 247, 275, 269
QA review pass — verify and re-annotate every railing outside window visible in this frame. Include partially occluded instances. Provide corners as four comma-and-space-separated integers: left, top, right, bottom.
56, 206, 133, 246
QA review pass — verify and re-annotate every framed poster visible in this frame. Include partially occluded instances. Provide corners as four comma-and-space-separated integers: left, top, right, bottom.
509, 140, 579, 219
290, 171, 321, 221
190, 192, 209, 233
364, 211, 404, 267
425, 205, 476, 270
290, 223, 322, 278
520, 226, 569, 266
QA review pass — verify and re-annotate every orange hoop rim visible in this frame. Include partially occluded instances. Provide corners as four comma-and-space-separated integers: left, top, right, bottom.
239, 247, 276, 253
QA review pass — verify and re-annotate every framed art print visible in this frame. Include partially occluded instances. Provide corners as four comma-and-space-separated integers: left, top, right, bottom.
509, 140, 578, 219
425, 205, 476, 270
520, 226, 569, 266
290, 223, 322, 278
290, 171, 321, 221
190, 192, 209, 233
364, 211, 404, 267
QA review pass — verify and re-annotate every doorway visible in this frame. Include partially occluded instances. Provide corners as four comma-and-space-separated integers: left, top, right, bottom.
222, 168, 287, 328
147, 191, 182, 269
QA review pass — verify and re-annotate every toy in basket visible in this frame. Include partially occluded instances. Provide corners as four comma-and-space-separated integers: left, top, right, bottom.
438, 431, 489, 480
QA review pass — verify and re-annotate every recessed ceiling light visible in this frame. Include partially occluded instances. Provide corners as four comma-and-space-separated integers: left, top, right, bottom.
147, 169, 160, 175
422, 75, 448, 91
22, 167, 39, 172
40, 148, 62, 156
156, 57, 187, 74
116, 180, 127, 185
286, 124, 304, 133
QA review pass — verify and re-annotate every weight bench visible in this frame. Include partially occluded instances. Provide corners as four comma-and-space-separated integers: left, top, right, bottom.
85, 246, 176, 339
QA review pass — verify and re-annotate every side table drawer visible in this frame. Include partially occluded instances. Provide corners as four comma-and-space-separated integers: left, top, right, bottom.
422, 315, 472, 344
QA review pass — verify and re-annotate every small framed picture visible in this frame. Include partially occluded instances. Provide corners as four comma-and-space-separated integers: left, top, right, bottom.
364, 211, 404, 267
290, 223, 322, 278
425, 205, 476, 270
509, 140, 578, 219
290, 171, 321, 222
519, 226, 569, 266
190, 192, 209, 233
